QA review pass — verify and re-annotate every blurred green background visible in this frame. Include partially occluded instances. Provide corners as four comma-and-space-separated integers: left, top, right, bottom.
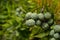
0, 0, 60, 40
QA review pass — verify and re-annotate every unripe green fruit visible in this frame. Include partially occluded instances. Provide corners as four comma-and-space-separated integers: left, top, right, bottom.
25, 12, 32, 19
25, 19, 35, 26
36, 20, 41, 25
50, 38, 56, 40
44, 12, 51, 19
31, 13, 37, 19
42, 23, 49, 29
38, 13, 44, 20
50, 30, 55, 36
54, 33, 60, 38
53, 25, 60, 32
48, 19, 54, 25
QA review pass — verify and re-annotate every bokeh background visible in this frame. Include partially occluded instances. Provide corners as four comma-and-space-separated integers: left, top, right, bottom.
0, 0, 60, 40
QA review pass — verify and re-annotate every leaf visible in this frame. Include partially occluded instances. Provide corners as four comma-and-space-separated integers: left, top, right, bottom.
34, 32, 49, 38
29, 26, 42, 40
41, 37, 49, 40
30, 26, 41, 37
2, 23, 10, 29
